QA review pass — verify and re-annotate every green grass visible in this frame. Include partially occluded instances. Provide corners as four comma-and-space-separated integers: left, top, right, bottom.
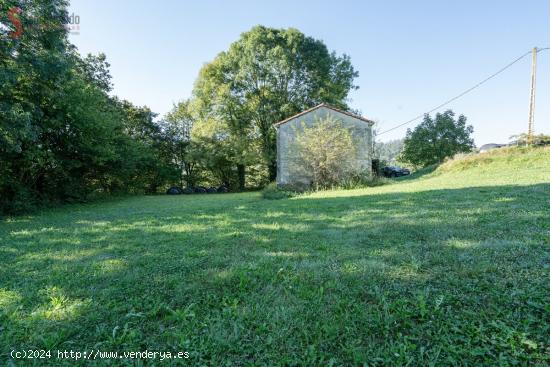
1, 147, 549, 366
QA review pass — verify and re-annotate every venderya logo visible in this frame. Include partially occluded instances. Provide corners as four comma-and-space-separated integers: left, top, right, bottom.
7, 6, 23, 39
4, 7, 81, 38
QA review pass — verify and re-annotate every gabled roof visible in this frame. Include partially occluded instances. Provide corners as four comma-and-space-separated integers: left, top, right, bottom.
274, 103, 375, 127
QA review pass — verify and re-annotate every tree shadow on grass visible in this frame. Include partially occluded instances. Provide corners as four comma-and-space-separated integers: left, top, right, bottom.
0, 184, 549, 365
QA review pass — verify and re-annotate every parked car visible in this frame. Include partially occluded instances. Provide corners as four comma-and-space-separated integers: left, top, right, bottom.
383, 166, 410, 178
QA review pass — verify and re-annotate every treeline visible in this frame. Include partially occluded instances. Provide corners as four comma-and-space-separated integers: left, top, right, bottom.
1, 0, 177, 213
1, 1, 359, 214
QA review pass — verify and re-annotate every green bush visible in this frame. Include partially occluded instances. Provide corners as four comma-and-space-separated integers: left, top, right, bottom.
261, 182, 296, 200
364, 175, 390, 187
335, 174, 390, 190
261, 175, 389, 198
290, 116, 360, 190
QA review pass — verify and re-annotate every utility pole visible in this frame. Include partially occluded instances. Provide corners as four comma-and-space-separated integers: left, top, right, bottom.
527, 47, 537, 145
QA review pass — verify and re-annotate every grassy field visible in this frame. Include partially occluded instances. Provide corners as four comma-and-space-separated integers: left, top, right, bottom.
1, 147, 549, 366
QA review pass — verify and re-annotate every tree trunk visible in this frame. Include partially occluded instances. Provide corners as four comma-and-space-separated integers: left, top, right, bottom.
237, 164, 245, 190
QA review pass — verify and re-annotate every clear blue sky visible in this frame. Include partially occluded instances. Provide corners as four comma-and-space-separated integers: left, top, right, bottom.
68, 0, 550, 145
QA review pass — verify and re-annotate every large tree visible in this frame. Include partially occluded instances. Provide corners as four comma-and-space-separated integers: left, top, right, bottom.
400, 110, 475, 167
192, 25, 358, 185
193, 57, 254, 189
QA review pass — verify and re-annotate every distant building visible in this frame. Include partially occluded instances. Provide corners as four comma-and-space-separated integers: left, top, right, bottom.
479, 143, 507, 153
275, 104, 374, 187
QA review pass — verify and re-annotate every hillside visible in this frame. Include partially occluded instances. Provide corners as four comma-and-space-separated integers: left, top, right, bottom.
1, 147, 549, 365
311, 146, 550, 198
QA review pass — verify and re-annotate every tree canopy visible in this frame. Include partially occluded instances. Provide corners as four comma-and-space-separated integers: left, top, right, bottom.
0, 0, 174, 213
400, 110, 475, 167
192, 25, 359, 186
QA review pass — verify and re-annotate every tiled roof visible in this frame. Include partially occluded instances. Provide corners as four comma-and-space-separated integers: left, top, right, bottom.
274, 103, 375, 127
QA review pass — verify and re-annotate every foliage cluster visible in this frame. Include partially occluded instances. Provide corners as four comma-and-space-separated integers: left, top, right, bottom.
0, 0, 179, 213
289, 116, 368, 190
400, 110, 475, 168
510, 133, 550, 146
260, 182, 295, 200
0, 3, 359, 213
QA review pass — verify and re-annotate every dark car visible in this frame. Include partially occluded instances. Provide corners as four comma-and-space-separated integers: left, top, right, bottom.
383, 166, 410, 178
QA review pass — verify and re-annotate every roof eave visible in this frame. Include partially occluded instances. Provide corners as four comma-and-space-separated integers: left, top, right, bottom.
274, 103, 374, 127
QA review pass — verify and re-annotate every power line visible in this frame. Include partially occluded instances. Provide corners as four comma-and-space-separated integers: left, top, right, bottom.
377, 49, 534, 136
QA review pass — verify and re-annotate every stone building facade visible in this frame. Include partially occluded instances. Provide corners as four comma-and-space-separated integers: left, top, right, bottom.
275, 104, 374, 187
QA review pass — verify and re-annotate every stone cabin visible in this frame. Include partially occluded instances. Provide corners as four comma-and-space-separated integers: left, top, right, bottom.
275, 103, 375, 187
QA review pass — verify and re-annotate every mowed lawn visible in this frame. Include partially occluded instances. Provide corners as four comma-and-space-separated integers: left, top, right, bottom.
1, 148, 549, 366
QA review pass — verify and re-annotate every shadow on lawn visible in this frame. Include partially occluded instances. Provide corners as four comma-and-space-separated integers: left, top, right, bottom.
1, 183, 549, 363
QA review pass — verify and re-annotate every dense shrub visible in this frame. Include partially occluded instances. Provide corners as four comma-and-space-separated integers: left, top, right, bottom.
289, 116, 366, 189
510, 133, 550, 146
261, 176, 389, 199
344, 175, 389, 188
